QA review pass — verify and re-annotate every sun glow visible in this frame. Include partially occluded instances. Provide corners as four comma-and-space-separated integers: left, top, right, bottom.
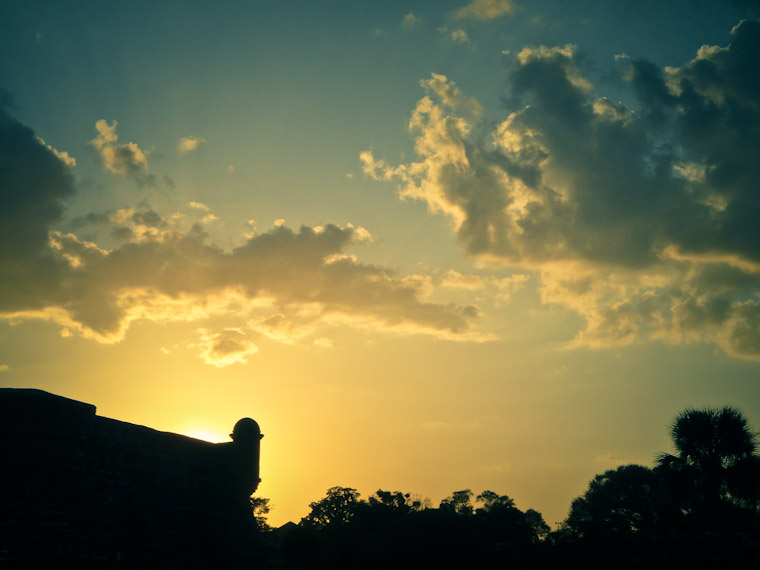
180, 426, 231, 444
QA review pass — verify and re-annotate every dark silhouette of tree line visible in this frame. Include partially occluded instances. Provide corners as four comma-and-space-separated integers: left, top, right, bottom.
553, 406, 760, 568
251, 407, 760, 569
266, 486, 550, 569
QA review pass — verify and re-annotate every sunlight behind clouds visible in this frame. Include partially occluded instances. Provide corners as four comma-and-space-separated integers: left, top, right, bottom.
3, 0, 760, 533
364, 21, 760, 360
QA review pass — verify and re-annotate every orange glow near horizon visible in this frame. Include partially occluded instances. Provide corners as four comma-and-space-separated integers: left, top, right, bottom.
4, 0, 760, 536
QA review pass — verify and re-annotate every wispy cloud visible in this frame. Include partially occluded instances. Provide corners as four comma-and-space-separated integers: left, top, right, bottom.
439, 27, 470, 44
194, 328, 258, 367
454, 0, 515, 21
401, 12, 417, 30
441, 270, 529, 302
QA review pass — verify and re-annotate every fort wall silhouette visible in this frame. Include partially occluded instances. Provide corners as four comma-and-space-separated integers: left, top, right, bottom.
0, 388, 263, 568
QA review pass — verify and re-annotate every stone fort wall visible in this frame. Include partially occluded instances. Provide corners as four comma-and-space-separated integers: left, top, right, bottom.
0, 388, 263, 568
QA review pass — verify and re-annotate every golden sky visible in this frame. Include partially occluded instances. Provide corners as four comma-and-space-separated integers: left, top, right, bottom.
3, 0, 760, 526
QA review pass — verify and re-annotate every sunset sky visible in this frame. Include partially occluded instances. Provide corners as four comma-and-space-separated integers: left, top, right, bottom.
3, 0, 760, 527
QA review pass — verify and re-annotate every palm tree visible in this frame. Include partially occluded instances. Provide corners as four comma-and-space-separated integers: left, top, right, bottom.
656, 407, 759, 519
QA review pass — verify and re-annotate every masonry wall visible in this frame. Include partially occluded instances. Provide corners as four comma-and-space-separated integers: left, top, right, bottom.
0, 389, 263, 568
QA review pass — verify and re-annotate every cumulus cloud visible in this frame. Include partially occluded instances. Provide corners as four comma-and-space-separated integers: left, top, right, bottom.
402, 12, 417, 29
439, 27, 470, 44
37, 137, 76, 167
3, 221, 480, 346
0, 103, 77, 312
0, 104, 481, 356
90, 119, 148, 174
363, 20, 760, 359
0, 100, 485, 361
178, 135, 206, 153
454, 0, 515, 21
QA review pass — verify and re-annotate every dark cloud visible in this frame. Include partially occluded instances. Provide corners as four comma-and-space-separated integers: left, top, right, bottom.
725, 0, 760, 12
70, 211, 111, 229
134, 173, 175, 190
364, 21, 760, 358
129, 210, 164, 228
39, 222, 478, 342
0, 104, 479, 349
0, 102, 76, 312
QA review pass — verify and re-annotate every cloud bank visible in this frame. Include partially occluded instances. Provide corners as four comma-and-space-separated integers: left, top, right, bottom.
0, 105, 481, 364
362, 20, 760, 359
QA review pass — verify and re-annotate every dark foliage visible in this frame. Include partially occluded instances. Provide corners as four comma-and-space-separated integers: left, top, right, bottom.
266, 487, 551, 570
261, 407, 760, 569
553, 407, 760, 569
249, 406, 760, 569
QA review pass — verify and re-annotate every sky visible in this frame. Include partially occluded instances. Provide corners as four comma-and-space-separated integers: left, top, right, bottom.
2, 0, 760, 527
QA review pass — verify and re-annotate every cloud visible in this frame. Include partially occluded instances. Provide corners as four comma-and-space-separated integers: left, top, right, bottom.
454, 0, 515, 21
178, 135, 206, 153
195, 328, 258, 367
0, 364, 8, 372
37, 138, 76, 167
1, 99, 483, 359
439, 27, 470, 44
1, 108, 481, 354
0, 102, 77, 313
441, 270, 485, 290
493, 274, 529, 301
19, 222, 479, 345
90, 119, 148, 174
248, 313, 316, 344
133, 173, 174, 190
441, 270, 528, 302
401, 12, 417, 29
363, 21, 760, 359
